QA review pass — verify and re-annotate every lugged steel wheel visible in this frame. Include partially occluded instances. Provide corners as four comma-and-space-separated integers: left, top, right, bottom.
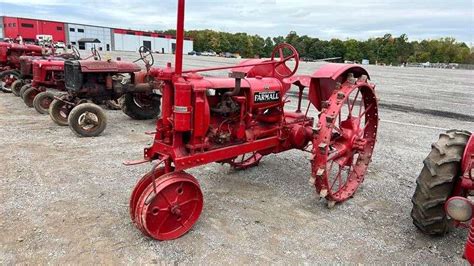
134, 171, 203, 240
312, 74, 378, 203
411, 129, 470, 235
228, 152, 263, 170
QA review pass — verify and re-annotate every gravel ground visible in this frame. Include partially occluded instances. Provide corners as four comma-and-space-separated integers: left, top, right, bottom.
0, 52, 473, 264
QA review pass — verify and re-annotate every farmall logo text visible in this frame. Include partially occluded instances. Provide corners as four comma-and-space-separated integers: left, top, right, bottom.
254, 91, 280, 103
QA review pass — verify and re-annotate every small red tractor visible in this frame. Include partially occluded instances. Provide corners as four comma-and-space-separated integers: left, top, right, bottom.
411, 130, 474, 263
20, 47, 100, 114
49, 46, 161, 137
12, 45, 81, 97
0, 42, 44, 92
125, 0, 378, 241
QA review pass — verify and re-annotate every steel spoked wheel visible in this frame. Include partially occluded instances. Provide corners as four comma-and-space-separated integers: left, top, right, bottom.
228, 152, 263, 170
135, 171, 203, 240
68, 103, 107, 137
313, 74, 378, 203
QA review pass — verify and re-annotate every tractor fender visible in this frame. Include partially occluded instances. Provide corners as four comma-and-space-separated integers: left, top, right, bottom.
309, 63, 371, 111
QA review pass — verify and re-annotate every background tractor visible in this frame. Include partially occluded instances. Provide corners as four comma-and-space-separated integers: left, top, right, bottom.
20, 47, 101, 114
11, 45, 81, 97
125, 0, 379, 241
49, 46, 161, 137
411, 129, 474, 263
0, 42, 43, 92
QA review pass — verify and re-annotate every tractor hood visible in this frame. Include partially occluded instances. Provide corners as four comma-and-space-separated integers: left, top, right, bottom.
77, 60, 142, 73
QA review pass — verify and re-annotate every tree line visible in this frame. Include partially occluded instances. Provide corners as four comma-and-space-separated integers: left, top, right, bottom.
156, 29, 473, 65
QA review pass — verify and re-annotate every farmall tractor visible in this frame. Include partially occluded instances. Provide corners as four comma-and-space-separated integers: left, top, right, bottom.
0, 42, 43, 92
411, 130, 474, 263
12, 46, 82, 97
20, 47, 102, 114
125, 0, 378, 241
49, 46, 161, 137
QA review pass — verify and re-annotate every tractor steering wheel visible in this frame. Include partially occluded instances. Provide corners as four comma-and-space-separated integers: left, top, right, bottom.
135, 46, 154, 68
92, 46, 101, 61
71, 45, 81, 60
270, 43, 300, 78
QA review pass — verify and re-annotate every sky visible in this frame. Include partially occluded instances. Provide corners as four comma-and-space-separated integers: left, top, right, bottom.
0, 0, 472, 43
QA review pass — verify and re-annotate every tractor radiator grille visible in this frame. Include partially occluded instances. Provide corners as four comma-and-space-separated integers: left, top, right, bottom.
20, 60, 32, 77
64, 60, 83, 91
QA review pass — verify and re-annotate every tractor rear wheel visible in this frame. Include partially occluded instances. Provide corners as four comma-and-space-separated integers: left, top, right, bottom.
33, 91, 56, 114
0, 70, 20, 93
312, 74, 378, 204
411, 129, 471, 235
49, 99, 71, 126
11, 80, 24, 96
68, 103, 107, 137
19, 84, 32, 99
121, 93, 161, 120
23, 87, 40, 108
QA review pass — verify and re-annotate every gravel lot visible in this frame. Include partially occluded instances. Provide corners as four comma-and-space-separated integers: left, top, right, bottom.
1, 52, 473, 264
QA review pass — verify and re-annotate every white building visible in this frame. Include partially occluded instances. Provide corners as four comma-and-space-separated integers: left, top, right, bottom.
113, 29, 193, 54
65, 23, 113, 52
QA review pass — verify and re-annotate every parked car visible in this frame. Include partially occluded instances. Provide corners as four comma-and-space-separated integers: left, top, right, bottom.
188, 51, 196, 55
224, 52, 236, 58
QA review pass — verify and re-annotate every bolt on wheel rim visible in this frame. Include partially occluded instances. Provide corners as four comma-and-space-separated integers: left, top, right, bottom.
78, 111, 100, 131
313, 77, 378, 202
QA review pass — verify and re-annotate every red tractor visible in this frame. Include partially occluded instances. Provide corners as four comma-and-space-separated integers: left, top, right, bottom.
20, 48, 100, 114
12, 46, 81, 97
0, 42, 44, 92
125, 0, 378, 241
49, 47, 161, 137
411, 130, 474, 263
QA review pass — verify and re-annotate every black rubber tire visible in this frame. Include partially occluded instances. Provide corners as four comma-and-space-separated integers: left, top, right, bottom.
68, 103, 107, 137
33, 91, 56, 114
0, 70, 20, 93
20, 84, 32, 99
23, 87, 40, 108
411, 129, 471, 235
49, 99, 70, 126
121, 93, 161, 120
11, 80, 24, 96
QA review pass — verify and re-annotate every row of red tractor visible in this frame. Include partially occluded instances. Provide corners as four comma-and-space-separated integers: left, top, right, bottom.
0, 42, 161, 137
1, 0, 473, 262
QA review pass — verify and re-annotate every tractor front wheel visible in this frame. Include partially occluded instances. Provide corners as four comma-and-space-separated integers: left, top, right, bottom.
68, 103, 107, 137
121, 93, 161, 120
33, 91, 56, 114
23, 87, 40, 108
49, 98, 71, 126
19, 84, 32, 99
11, 80, 25, 96
411, 129, 471, 235
0, 70, 20, 93
133, 171, 203, 240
